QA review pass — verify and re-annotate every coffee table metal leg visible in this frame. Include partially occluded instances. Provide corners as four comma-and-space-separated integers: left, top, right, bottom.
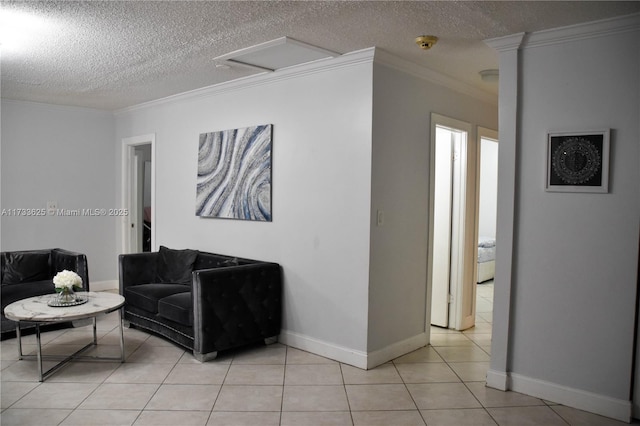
16, 325, 23, 359
93, 317, 98, 345
118, 309, 125, 361
36, 324, 43, 382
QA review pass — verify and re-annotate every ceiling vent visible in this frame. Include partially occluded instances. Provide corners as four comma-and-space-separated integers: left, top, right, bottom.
213, 36, 339, 72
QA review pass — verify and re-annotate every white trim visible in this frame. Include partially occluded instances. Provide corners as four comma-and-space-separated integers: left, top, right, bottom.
115, 48, 376, 115
279, 329, 428, 370
89, 279, 118, 292
121, 134, 156, 254
509, 373, 632, 423
473, 126, 498, 305
366, 333, 428, 369
484, 32, 527, 52
486, 368, 510, 391
525, 13, 639, 50
115, 44, 500, 115
0, 99, 114, 115
487, 370, 633, 422
373, 49, 497, 106
483, 31, 525, 385
278, 329, 368, 369
477, 127, 499, 144
428, 113, 475, 331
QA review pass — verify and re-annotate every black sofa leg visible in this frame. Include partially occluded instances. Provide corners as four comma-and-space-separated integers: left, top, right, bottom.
264, 336, 278, 345
194, 351, 218, 362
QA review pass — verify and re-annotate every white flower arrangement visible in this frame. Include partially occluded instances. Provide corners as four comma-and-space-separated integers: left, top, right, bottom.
53, 270, 83, 292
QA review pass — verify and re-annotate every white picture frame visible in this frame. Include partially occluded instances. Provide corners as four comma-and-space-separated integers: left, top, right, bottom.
545, 129, 610, 193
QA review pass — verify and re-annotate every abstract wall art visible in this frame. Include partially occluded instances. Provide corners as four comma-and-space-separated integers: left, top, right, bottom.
545, 129, 610, 193
196, 124, 272, 221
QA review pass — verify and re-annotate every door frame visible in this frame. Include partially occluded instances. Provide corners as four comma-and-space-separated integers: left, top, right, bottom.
427, 113, 476, 331
473, 127, 499, 323
121, 134, 156, 254
474, 126, 499, 280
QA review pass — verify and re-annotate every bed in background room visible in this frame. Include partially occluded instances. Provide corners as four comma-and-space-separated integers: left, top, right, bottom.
477, 236, 496, 283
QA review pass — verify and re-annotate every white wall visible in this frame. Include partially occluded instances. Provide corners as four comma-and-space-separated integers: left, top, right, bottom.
368, 61, 497, 360
114, 49, 499, 367
478, 139, 498, 238
489, 15, 639, 421
1, 101, 117, 284
115, 52, 375, 365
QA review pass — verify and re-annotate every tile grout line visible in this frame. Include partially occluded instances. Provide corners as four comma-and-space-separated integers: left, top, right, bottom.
278, 345, 287, 426
392, 360, 428, 425
338, 362, 356, 426
434, 334, 498, 425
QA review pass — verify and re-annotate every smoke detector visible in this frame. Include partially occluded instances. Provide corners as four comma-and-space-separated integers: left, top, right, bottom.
479, 69, 499, 83
415, 35, 438, 50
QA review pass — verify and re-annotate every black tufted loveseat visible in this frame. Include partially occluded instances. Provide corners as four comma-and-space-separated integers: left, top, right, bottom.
119, 246, 282, 361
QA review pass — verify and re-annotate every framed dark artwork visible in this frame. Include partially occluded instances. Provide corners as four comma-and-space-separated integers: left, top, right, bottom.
546, 129, 610, 193
196, 124, 272, 221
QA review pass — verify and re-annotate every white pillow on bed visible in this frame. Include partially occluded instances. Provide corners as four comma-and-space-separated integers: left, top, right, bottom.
478, 236, 496, 248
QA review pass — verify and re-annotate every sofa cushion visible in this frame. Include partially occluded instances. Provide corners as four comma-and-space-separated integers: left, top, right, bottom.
1, 280, 54, 308
156, 246, 198, 285
158, 292, 193, 326
125, 283, 190, 314
2, 252, 51, 285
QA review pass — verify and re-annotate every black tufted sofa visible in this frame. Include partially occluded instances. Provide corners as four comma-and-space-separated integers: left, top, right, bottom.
119, 246, 282, 361
1, 248, 90, 339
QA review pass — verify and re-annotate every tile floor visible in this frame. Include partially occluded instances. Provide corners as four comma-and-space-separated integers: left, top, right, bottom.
0, 282, 629, 425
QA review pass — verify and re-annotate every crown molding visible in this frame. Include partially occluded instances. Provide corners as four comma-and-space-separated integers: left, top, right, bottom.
115, 48, 376, 115
1, 98, 114, 116
373, 48, 497, 106
525, 13, 638, 49
116, 43, 500, 115
484, 33, 526, 52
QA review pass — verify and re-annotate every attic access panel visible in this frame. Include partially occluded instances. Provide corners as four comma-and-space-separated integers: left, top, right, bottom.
214, 36, 339, 71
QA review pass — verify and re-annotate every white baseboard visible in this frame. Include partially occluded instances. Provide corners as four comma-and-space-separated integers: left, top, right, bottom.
279, 329, 368, 369
279, 330, 428, 370
486, 368, 510, 391
89, 279, 118, 292
366, 333, 428, 369
490, 371, 631, 422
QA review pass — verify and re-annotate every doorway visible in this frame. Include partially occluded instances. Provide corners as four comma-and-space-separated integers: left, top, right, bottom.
122, 134, 155, 254
428, 114, 474, 330
475, 127, 499, 325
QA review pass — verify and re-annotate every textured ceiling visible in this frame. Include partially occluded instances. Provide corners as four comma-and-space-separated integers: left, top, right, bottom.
1, 1, 639, 110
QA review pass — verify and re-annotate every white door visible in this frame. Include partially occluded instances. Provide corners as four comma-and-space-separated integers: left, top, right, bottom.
430, 127, 454, 327
428, 114, 474, 330
131, 150, 147, 252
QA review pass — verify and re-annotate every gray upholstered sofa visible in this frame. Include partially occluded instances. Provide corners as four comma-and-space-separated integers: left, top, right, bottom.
119, 246, 282, 361
1, 248, 90, 339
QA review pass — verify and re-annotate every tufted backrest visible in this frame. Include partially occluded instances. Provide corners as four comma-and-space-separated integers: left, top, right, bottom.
193, 252, 254, 271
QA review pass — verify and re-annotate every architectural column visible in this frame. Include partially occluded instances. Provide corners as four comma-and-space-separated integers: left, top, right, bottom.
483, 32, 525, 391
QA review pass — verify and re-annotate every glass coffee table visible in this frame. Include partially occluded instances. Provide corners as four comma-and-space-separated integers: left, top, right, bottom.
4, 291, 125, 381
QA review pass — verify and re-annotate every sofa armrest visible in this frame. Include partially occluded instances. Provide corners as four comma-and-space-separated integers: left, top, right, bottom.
192, 262, 282, 355
51, 248, 90, 291
119, 252, 159, 293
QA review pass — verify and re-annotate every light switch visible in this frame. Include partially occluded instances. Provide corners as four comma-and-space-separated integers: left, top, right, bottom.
47, 201, 57, 214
